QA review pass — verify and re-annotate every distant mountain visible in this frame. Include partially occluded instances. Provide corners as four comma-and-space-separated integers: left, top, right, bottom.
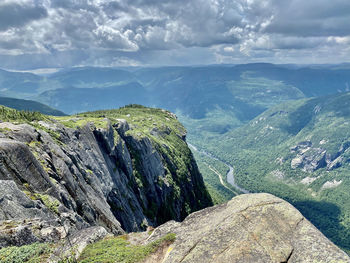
0, 96, 65, 116
0, 69, 42, 97
0, 64, 348, 121
49, 67, 136, 88
37, 82, 148, 113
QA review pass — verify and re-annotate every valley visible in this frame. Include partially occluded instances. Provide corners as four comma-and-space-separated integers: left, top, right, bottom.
189, 143, 248, 194
1, 63, 350, 253
2, 0, 350, 261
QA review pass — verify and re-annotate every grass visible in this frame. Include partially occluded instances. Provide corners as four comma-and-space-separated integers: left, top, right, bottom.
23, 191, 60, 214
78, 233, 176, 263
0, 242, 53, 263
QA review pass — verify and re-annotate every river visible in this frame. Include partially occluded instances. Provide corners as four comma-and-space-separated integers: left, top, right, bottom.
188, 143, 249, 194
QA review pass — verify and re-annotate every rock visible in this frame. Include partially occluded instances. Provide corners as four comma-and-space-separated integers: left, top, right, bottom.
146, 193, 350, 263
270, 169, 285, 179
290, 141, 312, 152
114, 119, 130, 136
322, 180, 343, 189
290, 141, 327, 172
328, 156, 343, 170
291, 156, 303, 169
300, 176, 317, 185
0, 111, 212, 247
50, 226, 109, 262
0, 180, 85, 248
290, 140, 350, 172
0, 180, 52, 221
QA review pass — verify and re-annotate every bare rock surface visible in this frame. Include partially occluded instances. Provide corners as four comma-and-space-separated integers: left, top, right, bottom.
146, 193, 350, 263
50, 226, 109, 262
0, 113, 212, 248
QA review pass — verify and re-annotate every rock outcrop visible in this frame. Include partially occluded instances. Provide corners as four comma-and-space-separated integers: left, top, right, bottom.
290, 140, 350, 172
144, 193, 350, 263
0, 106, 212, 248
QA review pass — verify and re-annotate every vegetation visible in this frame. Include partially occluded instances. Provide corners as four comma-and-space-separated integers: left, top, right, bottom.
78, 233, 176, 263
3, 64, 350, 254
55, 104, 212, 223
23, 190, 60, 214
0, 106, 47, 123
0, 97, 65, 116
191, 150, 236, 204
189, 93, 350, 253
0, 242, 53, 263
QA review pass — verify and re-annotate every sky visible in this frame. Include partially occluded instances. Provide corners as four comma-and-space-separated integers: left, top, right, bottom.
0, 0, 350, 69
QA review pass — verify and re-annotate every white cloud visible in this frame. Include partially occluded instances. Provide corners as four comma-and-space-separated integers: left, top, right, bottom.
0, 0, 349, 68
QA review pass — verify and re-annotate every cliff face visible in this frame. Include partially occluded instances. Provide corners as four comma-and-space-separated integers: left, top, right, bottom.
0, 106, 212, 248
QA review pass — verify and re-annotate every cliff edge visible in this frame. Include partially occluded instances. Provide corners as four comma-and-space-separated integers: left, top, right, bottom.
0, 105, 212, 248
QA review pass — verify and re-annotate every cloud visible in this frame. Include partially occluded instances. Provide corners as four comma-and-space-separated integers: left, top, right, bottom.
0, 0, 349, 68
0, 1, 47, 31
264, 0, 350, 37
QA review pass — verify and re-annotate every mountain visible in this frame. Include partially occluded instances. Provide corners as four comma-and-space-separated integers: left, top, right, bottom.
0, 69, 42, 98
37, 82, 149, 113
2, 63, 350, 253
0, 96, 65, 116
0, 105, 212, 248
203, 92, 350, 253
31, 64, 350, 142
49, 67, 136, 88
0, 64, 349, 138
1, 63, 349, 117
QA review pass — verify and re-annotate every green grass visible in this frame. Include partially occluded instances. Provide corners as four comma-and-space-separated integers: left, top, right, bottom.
78, 233, 176, 263
23, 191, 60, 214
0, 242, 53, 263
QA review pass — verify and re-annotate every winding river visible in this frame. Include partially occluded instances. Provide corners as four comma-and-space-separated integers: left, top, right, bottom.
188, 143, 249, 194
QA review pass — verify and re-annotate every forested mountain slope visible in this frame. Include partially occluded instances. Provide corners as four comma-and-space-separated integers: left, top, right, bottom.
202, 92, 350, 252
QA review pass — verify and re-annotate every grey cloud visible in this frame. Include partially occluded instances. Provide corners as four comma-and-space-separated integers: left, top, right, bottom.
0, 0, 350, 69
0, 2, 47, 31
271, 36, 325, 50
265, 0, 350, 36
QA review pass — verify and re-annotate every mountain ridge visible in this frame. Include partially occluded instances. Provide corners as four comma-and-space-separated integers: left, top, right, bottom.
0, 105, 212, 248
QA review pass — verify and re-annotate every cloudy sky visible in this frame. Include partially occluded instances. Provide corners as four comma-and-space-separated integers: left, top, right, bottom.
0, 0, 349, 69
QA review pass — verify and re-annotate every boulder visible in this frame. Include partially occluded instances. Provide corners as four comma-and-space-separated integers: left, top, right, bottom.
147, 193, 350, 263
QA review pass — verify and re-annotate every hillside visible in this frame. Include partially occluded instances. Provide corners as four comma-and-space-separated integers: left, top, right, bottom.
37, 82, 148, 114
0, 105, 212, 249
2, 64, 350, 252
1, 64, 349, 140
0, 97, 65, 116
0, 69, 41, 98
202, 92, 350, 252
0, 105, 349, 262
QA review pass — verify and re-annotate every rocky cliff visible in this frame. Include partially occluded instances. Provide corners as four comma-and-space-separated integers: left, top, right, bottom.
0, 105, 212, 248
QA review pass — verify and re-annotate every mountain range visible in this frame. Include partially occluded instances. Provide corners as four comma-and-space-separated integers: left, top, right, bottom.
1, 63, 350, 253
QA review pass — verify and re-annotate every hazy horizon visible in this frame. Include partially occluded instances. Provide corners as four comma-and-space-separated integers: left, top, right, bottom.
3, 61, 350, 76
